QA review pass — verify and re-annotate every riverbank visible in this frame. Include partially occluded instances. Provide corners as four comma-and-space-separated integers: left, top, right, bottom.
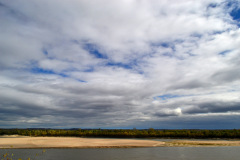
164, 140, 240, 147
1, 136, 240, 148
0, 136, 164, 148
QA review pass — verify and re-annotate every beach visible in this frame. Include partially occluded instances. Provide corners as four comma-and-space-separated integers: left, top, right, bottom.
0, 135, 164, 148
1, 135, 240, 148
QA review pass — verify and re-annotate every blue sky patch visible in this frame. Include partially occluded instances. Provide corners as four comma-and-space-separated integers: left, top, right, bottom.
154, 94, 183, 100
31, 67, 55, 74
230, 8, 240, 20
219, 50, 232, 55
31, 67, 68, 77
160, 42, 171, 48
83, 43, 107, 59
42, 48, 48, 55
31, 67, 87, 82
226, 1, 240, 21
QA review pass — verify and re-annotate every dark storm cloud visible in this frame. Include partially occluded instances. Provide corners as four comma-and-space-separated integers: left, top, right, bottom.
134, 114, 240, 129
154, 112, 179, 117
0, 83, 131, 125
169, 80, 210, 90
0, 93, 107, 120
183, 101, 240, 114
0, 96, 51, 118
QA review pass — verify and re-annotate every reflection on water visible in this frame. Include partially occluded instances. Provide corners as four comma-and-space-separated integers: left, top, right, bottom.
1, 147, 240, 160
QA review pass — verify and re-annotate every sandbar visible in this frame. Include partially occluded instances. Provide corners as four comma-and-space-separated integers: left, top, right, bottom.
1, 136, 240, 148
0, 136, 164, 148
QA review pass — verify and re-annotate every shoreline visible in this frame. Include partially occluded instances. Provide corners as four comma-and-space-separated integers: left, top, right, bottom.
1, 136, 240, 148
0, 136, 164, 149
164, 140, 240, 147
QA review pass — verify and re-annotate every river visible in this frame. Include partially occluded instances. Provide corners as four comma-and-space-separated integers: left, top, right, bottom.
1, 146, 240, 160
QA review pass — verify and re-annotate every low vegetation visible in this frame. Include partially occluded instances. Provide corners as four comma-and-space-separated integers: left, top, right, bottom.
1, 128, 240, 139
0, 149, 46, 160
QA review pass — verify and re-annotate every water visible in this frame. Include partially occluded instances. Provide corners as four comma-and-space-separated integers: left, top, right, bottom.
1, 147, 240, 160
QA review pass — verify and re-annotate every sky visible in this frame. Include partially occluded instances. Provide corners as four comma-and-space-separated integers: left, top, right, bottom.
0, 0, 240, 129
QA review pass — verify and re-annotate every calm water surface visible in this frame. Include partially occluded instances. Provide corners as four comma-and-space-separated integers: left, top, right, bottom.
1, 147, 240, 160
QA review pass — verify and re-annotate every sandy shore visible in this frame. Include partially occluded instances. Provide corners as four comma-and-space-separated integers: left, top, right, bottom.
0, 136, 164, 148
1, 136, 240, 148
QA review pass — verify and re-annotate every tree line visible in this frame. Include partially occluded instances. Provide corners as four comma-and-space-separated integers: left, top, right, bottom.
0, 128, 240, 139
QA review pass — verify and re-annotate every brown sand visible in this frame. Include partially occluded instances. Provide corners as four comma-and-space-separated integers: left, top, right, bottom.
0, 136, 164, 148
1, 136, 240, 148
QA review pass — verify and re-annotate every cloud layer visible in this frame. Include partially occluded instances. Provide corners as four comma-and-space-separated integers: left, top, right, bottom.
0, 0, 240, 129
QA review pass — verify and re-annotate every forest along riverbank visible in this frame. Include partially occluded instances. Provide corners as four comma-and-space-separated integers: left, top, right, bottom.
1, 136, 240, 148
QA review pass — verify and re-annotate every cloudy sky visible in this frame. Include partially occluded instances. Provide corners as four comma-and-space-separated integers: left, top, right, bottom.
0, 0, 240, 129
